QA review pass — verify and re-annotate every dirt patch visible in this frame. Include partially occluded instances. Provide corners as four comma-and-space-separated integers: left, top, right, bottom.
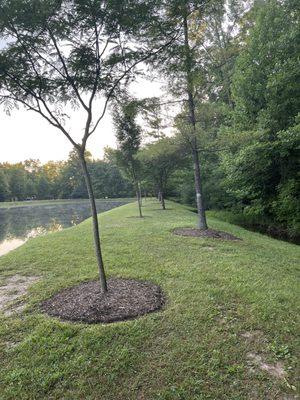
172, 227, 241, 241
247, 352, 286, 379
41, 278, 164, 324
0, 274, 40, 316
240, 330, 266, 345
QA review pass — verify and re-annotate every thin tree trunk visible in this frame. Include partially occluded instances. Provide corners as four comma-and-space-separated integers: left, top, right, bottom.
131, 163, 143, 218
79, 153, 108, 293
192, 148, 207, 229
138, 182, 142, 206
160, 187, 166, 210
158, 190, 162, 202
135, 182, 143, 218
183, 11, 208, 230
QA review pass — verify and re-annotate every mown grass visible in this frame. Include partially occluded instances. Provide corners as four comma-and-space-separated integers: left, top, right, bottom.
0, 200, 299, 399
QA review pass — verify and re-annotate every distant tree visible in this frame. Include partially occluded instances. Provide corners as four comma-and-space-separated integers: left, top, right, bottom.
58, 149, 90, 199
0, 0, 175, 292
89, 160, 133, 199
0, 169, 10, 201
36, 173, 51, 200
42, 160, 65, 198
7, 165, 27, 200
113, 98, 143, 217
138, 137, 184, 209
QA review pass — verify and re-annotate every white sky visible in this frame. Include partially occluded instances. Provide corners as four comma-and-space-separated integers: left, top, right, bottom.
0, 78, 165, 163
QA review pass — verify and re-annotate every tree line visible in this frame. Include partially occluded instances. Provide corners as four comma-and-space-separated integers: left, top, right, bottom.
0, 150, 133, 201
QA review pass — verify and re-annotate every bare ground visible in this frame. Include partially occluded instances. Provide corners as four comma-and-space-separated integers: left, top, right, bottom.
0, 274, 39, 316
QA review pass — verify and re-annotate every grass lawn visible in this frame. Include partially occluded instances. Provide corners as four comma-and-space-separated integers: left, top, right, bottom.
0, 200, 299, 399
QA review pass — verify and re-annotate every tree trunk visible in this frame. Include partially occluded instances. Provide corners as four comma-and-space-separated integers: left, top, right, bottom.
183, 11, 208, 230
135, 182, 143, 218
131, 163, 143, 218
160, 188, 166, 210
158, 190, 162, 202
79, 153, 108, 293
192, 148, 207, 229
138, 182, 142, 206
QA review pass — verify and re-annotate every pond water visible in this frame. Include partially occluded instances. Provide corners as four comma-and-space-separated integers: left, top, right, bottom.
0, 199, 131, 256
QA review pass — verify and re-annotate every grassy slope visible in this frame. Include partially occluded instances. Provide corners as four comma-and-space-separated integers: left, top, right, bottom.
0, 200, 299, 400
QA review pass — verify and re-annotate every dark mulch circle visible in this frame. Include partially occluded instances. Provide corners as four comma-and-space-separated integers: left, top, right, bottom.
172, 227, 241, 241
41, 278, 164, 324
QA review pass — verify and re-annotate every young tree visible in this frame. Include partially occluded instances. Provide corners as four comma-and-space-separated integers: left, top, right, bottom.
138, 137, 184, 210
0, 0, 176, 292
113, 98, 143, 217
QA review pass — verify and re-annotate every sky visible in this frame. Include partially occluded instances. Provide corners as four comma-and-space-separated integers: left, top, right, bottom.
0, 78, 164, 164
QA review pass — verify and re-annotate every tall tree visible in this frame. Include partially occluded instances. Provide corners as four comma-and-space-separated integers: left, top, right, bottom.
147, 0, 247, 229
0, 0, 176, 292
146, 0, 209, 229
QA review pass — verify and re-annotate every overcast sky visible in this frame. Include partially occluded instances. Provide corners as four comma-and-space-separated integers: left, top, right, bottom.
0, 77, 164, 163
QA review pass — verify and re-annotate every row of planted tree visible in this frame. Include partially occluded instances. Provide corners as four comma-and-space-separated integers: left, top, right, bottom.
0, 0, 299, 291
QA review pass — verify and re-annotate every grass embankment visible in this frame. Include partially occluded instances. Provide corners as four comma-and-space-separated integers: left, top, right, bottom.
0, 200, 299, 399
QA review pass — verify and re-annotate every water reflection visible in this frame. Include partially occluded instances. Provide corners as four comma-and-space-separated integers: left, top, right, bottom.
0, 199, 129, 256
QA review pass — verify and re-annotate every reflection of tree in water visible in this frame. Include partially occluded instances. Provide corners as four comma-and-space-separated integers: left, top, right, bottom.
0, 200, 129, 246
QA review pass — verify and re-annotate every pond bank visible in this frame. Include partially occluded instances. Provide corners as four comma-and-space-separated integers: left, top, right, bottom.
0, 198, 133, 256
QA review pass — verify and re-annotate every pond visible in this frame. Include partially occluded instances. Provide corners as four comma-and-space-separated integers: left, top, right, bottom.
0, 199, 131, 256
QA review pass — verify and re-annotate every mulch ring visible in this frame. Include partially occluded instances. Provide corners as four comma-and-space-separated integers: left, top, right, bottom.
41, 278, 165, 324
172, 227, 241, 241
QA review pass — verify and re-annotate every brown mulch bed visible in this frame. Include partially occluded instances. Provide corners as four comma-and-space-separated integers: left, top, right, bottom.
172, 227, 241, 241
41, 278, 164, 324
